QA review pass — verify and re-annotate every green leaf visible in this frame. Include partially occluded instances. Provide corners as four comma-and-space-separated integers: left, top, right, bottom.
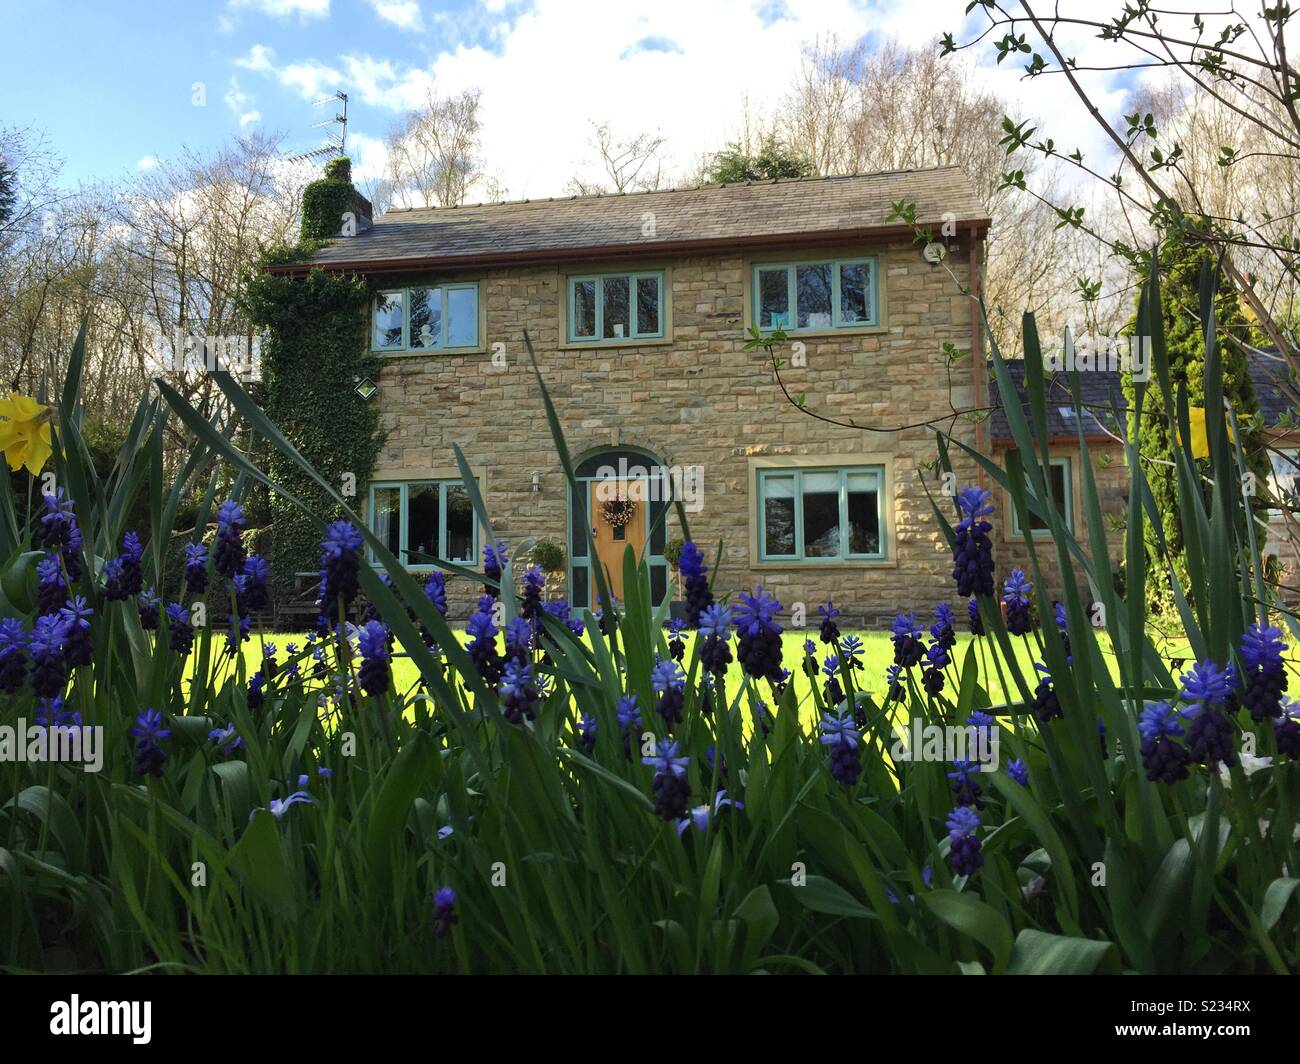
782, 875, 878, 920
921, 889, 1014, 972
1262, 877, 1300, 933
1006, 929, 1118, 974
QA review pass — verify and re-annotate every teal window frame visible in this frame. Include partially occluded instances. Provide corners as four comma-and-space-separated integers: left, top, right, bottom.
566, 270, 665, 343
1009, 456, 1073, 536
757, 465, 887, 562
367, 478, 479, 568
370, 283, 480, 352
752, 256, 879, 332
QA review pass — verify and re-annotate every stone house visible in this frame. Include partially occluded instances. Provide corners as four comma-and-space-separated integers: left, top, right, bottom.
274, 167, 1007, 624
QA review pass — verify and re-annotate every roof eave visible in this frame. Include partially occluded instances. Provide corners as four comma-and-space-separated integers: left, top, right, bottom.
264, 218, 994, 276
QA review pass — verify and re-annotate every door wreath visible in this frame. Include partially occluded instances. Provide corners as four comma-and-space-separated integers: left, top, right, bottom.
601, 497, 638, 529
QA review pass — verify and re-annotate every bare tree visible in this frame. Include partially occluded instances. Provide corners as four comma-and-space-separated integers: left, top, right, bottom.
387, 88, 485, 208
567, 121, 669, 195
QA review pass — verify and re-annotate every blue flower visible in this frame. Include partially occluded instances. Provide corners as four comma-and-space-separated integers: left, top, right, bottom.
1031, 663, 1061, 723
36, 553, 67, 614
577, 712, 597, 753
130, 708, 172, 777
733, 587, 784, 683
678, 541, 714, 628
947, 760, 984, 808
208, 722, 243, 757
423, 570, 448, 616
930, 602, 957, 651
651, 659, 686, 729
59, 596, 93, 668
465, 598, 502, 684
483, 540, 509, 596
967, 596, 984, 636
432, 887, 458, 938
184, 542, 209, 595
138, 586, 160, 630
643, 738, 692, 820
1138, 702, 1191, 783
499, 658, 539, 724
1003, 569, 1033, 635
0, 617, 29, 694
28, 613, 68, 698
504, 615, 533, 662
1239, 622, 1287, 722
263, 790, 313, 821
884, 663, 905, 703
236, 554, 272, 614
840, 634, 864, 666
214, 500, 247, 579
819, 710, 862, 786
1007, 758, 1029, 786
676, 790, 743, 835
945, 806, 983, 876
165, 602, 193, 655
952, 487, 995, 598
318, 521, 363, 619
890, 611, 925, 668
698, 603, 733, 640
357, 620, 392, 697
616, 694, 642, 731
818, 601, 841, 644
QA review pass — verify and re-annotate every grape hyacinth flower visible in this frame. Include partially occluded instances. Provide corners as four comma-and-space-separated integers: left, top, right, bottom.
802, 638, 819, 678
236, 555, 272, 614
138, 587, 160, 630
822, 655, 845, 708
247, 672, 266, 711
1007, 758, 1029, 786
357, 620, 392, 697
36, 554, 67, 615
840, 635, 864, 672
318, 521, 363, 618
1275, 699, 1300, 759
28, 614, 68, 698
678, 541, 713, 628
577, 713, 597, 754
544, 598, 584, 638
1003, 570, 1033, 636
884, 664, 905, 703
184, 542, 209, 596
432, 887, 458, 939
1031, 663, 1062, 723
952, 487, 995, 597
697, 603, 734, 676
1178, 660, 1238, 769
890, 612, 925, 668
483, 540, 509, 597
102, 557, 129, 602
819, 710, 862, 787
130, 708, 172, 778
262, 642, 279, 682
1053, 601, 1072, 663
208, 722, 244, 758
947, 760, 984, 808
1238, 622, 1288, 722
617, 693, 642, 758
0, 618, 29, 694
499, 659, 540, 724
465, 596, 502, 685
503, 616, 533, 665
520, 565, 545, 624
34, 696, 82, 733
967, 596, 984, 636
677, 790, 744, 836
643, 738, 691, 821
119, 532, 144, 596
666, 617, 687, 662
753, 699, 773, 738
165, 602, 193, 655
921, 642, 947, 696
59, 596, 93, 668
818, 601, 841, 644
930, 602, 956, 655
34, 491, 84, 582
651, 658, 686, 731
945, 807, 984, 876
1138, 701, 1191, 783
423, 570, 448, 615
225, 613, 251, 656
733, 587, 784, 684
264, 790, 314, 821
213, 501, 247, 580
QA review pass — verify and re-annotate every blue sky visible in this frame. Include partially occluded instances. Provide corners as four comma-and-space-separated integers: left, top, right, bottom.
2, 0, 1133, 199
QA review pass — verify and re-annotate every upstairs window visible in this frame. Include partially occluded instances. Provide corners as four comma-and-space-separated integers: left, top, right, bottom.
1009, 456, 1073, 535
753, 257, 878, 331
368, 479, 478, 567
372, 284, 480, 352
568, 271, 664, 343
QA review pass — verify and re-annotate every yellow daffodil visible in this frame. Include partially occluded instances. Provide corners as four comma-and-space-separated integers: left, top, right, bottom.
0, 392, 53, 475
1182, 406, 1235, 460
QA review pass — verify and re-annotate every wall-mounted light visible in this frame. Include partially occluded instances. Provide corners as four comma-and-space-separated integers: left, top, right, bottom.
531, 471, 540, 493
922, 242, 947, 267
354, 376, 378, 400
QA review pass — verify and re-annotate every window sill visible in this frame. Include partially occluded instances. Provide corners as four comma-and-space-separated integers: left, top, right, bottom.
373, 346, 487, 358
753, 324, 886, 339
753, 558, 896, 570
559, 336, 673, 351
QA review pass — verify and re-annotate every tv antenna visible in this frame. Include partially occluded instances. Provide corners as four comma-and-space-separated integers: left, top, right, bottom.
287, 91, 348, 163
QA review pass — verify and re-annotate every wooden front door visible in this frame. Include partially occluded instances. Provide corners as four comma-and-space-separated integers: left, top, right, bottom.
589, 479, 647, 610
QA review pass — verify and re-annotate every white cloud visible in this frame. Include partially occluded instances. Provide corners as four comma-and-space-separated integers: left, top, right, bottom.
137, 155, 159, 171
369, 1, 421, 30
234, 44, 277, 73
239, 110, 263, 128
229, 0, 330, 19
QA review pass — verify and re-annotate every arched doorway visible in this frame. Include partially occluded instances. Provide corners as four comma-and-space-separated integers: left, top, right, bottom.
568, 447, 671, 611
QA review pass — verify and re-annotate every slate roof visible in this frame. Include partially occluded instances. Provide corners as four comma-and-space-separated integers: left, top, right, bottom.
987, 351, 1296, 443
281, 167, 990, 274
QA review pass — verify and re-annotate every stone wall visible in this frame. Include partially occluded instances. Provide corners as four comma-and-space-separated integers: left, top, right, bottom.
365, 238, 984, 627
